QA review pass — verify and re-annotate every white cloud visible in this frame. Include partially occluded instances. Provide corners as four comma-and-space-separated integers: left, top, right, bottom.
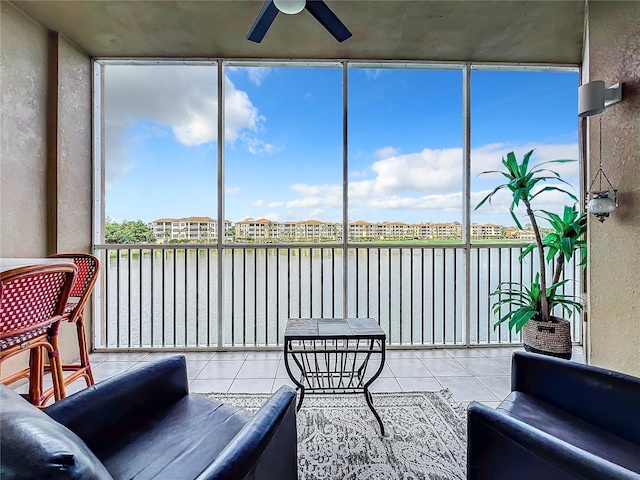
104, 65, 263, 185
276, 142, 579, 224
348, 179, 375, 198
470, 142, 579, 179
246, 67, 273, 86
252, 200, 285, 208
350, 192, 462, 212
365, 147, 463, 196
243, 136, 283, 155
286, 183, 342, 210
263, 212, 281, 221
374, 146, 399, 159
365, 69, 383, 80
172, 110, 217, 146
224, 79, 263, 142
284, 184, 343, 210
286, 196, 341, 209
226, 186, 241, 195
472, 184, 580, 227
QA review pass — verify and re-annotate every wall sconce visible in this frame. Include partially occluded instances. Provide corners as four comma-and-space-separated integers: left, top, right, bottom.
585, 115, 618, 222
579, 80, 622, 222
578, 80, 622, 117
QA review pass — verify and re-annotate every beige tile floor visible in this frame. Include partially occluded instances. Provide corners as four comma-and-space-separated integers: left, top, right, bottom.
24, 345, 584, 408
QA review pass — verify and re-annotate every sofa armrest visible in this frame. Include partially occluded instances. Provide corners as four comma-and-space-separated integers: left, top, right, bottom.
467, 402, 640, 480
45, 355, 189, 450
196, 386, 298, 480
511, 351, 640, 444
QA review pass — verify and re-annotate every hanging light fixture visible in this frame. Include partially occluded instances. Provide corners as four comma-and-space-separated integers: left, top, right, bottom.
273, 0, 305, 14
586, 115, 618, 222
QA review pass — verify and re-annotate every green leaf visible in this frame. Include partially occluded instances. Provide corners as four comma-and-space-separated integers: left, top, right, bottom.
520, 149, 534, 176
519, 243, 536, 261
510, 209, 523, 230
475, 185, 507, 210
530, 186, 578, 203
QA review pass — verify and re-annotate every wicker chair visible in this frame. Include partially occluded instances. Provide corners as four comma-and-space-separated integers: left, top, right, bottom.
41, 253, 99, 403
0, 263, 77, 406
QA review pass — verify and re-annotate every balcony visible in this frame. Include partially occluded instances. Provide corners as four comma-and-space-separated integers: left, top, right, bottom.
13, 241, 588, 407
1, 2, 638, 479
79, 240, 585, 407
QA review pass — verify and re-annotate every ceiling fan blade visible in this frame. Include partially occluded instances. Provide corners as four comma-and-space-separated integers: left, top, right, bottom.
305, 1, 352, 42
247, 0, 280, 43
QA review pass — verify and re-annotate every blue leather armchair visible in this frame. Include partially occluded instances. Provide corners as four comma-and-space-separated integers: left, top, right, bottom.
467, 351, 640, 480
1, 355, 298, 480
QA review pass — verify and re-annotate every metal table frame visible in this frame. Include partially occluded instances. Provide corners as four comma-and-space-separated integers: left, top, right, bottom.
283, 318, 386, 435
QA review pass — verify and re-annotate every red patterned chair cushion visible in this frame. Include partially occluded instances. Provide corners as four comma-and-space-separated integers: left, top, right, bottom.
64, 301, 79, 315
68, 258, 96, 297
0, 271, 66, 345
0, 325, 50, 351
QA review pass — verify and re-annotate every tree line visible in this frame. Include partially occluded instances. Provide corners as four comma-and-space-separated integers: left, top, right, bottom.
105, 218, 156, 244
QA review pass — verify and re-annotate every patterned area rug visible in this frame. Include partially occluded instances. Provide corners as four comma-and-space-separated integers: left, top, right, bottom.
202, 390, 467, 479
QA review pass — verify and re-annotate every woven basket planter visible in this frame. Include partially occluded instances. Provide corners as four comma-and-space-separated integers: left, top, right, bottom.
523, 316, 572, 360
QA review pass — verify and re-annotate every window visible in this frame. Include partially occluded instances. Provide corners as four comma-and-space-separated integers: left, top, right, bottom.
95, 61, 581, 348
471, 69, 580, 241
102, 63, 218, 244
348, 65, 464, 243
224, 64, 343, 244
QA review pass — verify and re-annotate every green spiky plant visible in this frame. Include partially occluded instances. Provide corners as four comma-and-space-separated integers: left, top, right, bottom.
475, 150, 586, 332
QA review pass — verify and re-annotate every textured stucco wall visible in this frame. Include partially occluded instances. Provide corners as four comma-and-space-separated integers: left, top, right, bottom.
0, 1, 48, 256
1, 3, 93, 371
1, 3, 92, 255
56, 36, 93, 364
586, 1, 640, 376
54, 37, 94, 370
57, 37, 92, 252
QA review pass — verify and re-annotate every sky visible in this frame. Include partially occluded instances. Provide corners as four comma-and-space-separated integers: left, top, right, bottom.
104, 64, 580, 229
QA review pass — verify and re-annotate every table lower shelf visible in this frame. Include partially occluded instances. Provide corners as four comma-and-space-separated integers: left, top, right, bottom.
284, 338, 386, 435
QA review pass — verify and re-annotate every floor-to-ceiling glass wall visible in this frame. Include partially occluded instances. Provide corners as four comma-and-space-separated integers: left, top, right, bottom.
222, 63, 343, 346
95, 60, 580, 350
347, 65, 466, 345
470, 68, 581, 343
100, 63, 219, 348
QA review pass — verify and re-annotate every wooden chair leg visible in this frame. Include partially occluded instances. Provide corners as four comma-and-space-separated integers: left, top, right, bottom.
1, 346, 50, 406
48, 325, 66, 402
76, 317, 95, 386
28, 347, 44, 406
40, 318, 94, 405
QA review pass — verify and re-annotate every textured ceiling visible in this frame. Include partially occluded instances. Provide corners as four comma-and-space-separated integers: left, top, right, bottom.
10, 0, 586, 64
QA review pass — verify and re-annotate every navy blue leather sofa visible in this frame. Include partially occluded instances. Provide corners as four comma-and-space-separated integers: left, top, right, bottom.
1, 355, 298, 480
467, 351, 640, 480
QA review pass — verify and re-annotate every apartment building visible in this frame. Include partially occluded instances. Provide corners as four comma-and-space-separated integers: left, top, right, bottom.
230, 219, 489, 242
152, 217, 231, 242
471, 223, 504, 239
504, 227, 537, 240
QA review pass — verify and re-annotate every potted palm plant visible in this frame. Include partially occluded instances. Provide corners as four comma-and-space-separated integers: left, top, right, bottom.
475, 150, 586, 359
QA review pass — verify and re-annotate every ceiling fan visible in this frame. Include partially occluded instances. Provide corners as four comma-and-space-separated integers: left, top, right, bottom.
247, 0, 352, 43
